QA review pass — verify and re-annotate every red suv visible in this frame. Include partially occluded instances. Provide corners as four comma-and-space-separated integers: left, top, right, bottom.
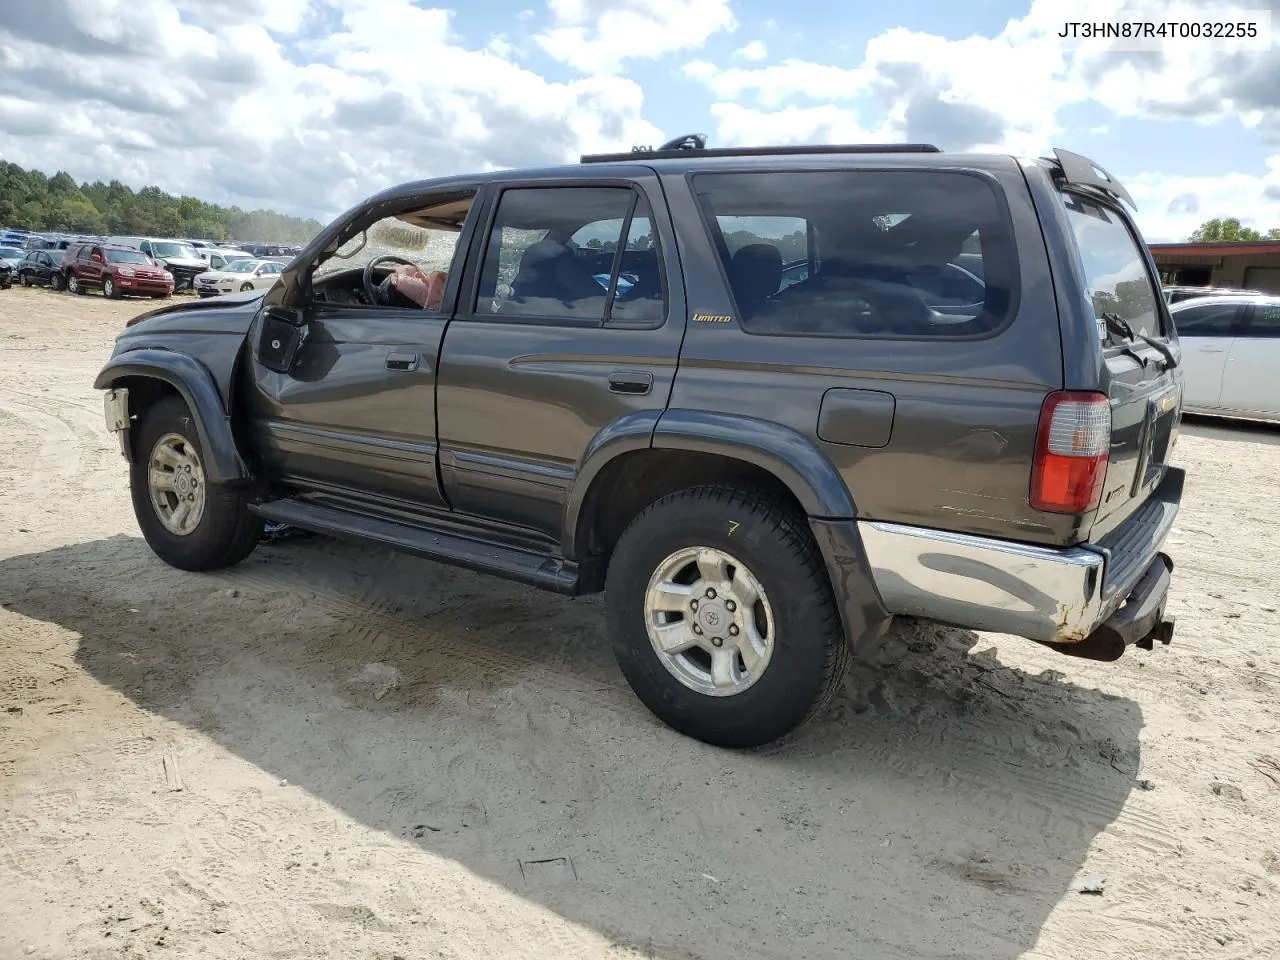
61, 242, 174, 299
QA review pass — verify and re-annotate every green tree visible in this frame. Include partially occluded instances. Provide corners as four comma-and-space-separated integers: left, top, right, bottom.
1188, 217, 1279, 241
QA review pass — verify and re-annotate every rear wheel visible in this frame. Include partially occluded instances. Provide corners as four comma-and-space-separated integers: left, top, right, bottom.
130, 395, 263, 571
67, 274, 83, 295
606, 485, 848, 748
50, 272, 65, 292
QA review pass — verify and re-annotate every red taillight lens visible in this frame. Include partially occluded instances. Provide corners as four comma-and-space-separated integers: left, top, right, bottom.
1031, 391, 1111, 514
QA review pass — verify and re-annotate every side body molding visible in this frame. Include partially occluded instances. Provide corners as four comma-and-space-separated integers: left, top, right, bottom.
92, 348, 250, 484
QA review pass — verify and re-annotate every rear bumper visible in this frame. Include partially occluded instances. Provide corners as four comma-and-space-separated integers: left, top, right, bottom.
859, 467, 1183, 647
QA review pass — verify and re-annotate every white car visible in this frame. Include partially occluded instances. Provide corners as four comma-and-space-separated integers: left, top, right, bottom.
198, 248, 253, 271
1171, 293, 1280, 423
194, 258, 285, 297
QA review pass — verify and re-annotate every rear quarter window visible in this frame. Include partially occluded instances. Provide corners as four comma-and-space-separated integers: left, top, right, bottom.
1062, 192, 1165, 338
691, 169, 1017, 339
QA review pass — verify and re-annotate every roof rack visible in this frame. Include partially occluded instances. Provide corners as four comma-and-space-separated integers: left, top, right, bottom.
580, 138, 942, 164
1049, 147, 1137, 211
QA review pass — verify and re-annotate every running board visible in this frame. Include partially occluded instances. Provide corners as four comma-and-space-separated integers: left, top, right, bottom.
251, 499, 596, 596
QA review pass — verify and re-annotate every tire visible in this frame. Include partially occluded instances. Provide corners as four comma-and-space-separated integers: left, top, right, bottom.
68, 274, 84, 295
240, 282, 253, 292
130, 395, 263, 571
103, 276, 120, 299
606, 484, 848, 748
50, 272, 65, 292
20, 273, 31, 287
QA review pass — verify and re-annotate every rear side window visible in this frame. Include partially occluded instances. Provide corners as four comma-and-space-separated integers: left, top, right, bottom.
1172, 302, 1241, 337
692, 170, 1016, 338
475, 186, 665, 325
1062, 193, 1165, 338
1243, 303, 1280, 338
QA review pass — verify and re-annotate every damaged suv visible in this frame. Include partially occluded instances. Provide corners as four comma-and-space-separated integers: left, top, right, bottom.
94, 139, 1183, 747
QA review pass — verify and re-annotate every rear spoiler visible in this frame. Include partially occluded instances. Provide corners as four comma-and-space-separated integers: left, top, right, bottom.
1048, 148, 1137, 211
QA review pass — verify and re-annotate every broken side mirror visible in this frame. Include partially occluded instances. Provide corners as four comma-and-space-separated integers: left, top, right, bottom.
255, 304, 307, 373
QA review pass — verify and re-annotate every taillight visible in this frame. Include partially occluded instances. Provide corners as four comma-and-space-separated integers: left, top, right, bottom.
1031, 391, 1111, 514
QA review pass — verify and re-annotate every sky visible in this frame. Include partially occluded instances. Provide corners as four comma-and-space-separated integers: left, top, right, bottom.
2, 0, 1279, 242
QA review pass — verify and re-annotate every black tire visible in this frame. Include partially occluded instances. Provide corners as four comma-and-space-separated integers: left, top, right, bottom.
103, 276, 120, 299
240, 282, 254, 292
606, 484, 848, 748
68, 274, 84, 295
130, 395, 263, 571
50, 272, 65, 292
20, 272, 31, 287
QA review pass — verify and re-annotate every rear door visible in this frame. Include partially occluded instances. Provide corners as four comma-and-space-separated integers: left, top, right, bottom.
436, 175, 683, 544
1170, 300, 1247, 410
1220, 301, 1280, 417
1060, 192, 1180, 538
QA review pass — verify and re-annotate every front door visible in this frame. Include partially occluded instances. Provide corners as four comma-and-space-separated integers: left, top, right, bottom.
1172, 300, 1248, 410
1220, 301, 1280, 417
436, 178, 685, 544
247, 189, 480, 512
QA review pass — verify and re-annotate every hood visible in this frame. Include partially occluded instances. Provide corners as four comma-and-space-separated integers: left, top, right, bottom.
124, 287, 265, 330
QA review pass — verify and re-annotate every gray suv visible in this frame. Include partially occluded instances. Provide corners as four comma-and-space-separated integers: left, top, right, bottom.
93, 140, 1184, 747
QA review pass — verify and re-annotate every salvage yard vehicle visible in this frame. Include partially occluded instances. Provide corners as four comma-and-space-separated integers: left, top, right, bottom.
1172, 293, 1280, 423
93, 139, 1185, 748
194, 258, 284, 297
16, 249, 62, 286
61, 242, 174, 299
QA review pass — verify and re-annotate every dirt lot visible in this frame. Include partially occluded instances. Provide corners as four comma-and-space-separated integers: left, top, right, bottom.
1, 284, 1278, 960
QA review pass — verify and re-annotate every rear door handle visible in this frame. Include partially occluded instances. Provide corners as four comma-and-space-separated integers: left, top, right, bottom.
608, 371, 653, 395
386, 351, 421, 371
1197, 347, 1225, 353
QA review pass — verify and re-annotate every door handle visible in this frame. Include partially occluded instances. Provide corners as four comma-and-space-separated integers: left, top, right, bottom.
1197, 347, 1225, 353
385, 351, 420, 371
608, 371, 653, 395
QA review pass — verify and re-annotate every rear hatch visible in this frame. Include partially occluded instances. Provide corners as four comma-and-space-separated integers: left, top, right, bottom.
1060, 190, 1181, 541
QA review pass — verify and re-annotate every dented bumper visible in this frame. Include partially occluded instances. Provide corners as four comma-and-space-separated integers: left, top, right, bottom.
858, 468, 1183, 649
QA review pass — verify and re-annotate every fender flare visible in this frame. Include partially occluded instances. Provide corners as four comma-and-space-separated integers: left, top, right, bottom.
651, 409, 857, 517
93, 348, 250, 484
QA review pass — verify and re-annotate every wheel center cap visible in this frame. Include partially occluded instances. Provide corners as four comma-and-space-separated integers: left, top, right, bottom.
697, 600, 728, 634
175, 474, 191, 496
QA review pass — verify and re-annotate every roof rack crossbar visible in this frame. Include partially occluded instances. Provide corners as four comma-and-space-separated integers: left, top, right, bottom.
580, 143, 942, 164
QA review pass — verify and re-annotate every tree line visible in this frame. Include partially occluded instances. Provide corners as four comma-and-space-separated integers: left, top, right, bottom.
0, 160, 324, 243
1188, 217, 1280, 242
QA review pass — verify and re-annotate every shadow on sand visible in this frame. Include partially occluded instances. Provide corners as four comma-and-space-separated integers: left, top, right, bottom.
0, 533, 1145, 959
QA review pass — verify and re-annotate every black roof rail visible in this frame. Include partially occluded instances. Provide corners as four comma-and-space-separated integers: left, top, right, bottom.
1048, 147, 1137, 211
580, 142, 942, 164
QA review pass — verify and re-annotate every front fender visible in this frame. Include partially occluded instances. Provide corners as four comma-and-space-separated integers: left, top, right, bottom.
93, 348, 249, 485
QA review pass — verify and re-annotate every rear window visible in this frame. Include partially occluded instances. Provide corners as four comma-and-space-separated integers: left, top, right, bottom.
1062, 192, 1165, 338
692, 170, 1016, 338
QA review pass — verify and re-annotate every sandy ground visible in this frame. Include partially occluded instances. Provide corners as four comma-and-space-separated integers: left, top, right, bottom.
1, 284, 1278, 960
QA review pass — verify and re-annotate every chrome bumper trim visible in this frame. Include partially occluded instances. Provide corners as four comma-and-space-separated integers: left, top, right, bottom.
858, 521, 1112, 644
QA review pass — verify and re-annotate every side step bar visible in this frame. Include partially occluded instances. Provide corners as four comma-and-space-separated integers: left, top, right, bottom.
251, 499, 596, 596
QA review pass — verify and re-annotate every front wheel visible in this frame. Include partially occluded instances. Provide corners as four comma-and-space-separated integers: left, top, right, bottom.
68, 274, 84, 295
20, 273, 31, 287
130, 395, 263, 571
606, 485, 848, 748
240, 282, 253, 292
103, 277, 120, 299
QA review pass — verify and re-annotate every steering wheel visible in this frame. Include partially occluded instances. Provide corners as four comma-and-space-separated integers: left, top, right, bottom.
363, 255, 419, 305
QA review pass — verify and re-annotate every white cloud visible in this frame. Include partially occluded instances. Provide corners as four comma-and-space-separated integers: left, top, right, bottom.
536, 0, 736, 74
1128, 156, 1280, 242
733, 40, 767, 61
0, 0, 664, 220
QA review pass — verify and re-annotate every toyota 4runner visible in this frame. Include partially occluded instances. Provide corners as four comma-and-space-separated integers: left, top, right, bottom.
94, 140, 1184, 747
